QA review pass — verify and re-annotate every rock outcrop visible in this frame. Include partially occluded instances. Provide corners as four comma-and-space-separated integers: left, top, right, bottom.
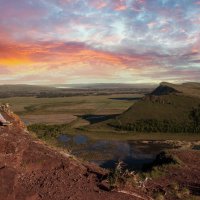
150, 82, 180, 96
0, 108, 149, 200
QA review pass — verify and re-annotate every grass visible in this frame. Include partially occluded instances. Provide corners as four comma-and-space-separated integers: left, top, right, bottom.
117, 94, 200, 125
107, 161, 139, 189
138, 151, 194, 199
140, 151, 182, 179
153, 185, 192, 200
154, 193, 165, 200
188, 196, 200, 200
0, 94, 138, 124
28, 122, 200, 141
2, 93, 200, 141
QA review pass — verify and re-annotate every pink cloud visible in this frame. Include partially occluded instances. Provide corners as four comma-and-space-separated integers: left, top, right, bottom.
136, 0, 146, 4
131, 0, 146, 12
147, 22, 157, 29
0, 0, 47, 20
112, 0, 127, 11
89, 0, 107, 9
115, 5, 127, 11
0, 66, 11, 74
0, 39, 156, 75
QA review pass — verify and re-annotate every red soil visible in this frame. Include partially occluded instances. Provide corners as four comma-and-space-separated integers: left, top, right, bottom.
146, 150, 200, 199
0, 111, 150, 200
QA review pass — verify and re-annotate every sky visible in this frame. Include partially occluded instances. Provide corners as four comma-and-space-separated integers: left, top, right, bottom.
0, 0, 199, 85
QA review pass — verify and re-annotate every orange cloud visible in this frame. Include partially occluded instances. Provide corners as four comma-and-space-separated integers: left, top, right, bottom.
0, 40, 154, 79
0, 42, 33, 66
115, 5, 127, 11
113, 0, 127, 11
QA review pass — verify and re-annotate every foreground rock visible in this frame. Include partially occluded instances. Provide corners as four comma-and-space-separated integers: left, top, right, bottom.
1, 108, 200, 200
0, 110, 150, 200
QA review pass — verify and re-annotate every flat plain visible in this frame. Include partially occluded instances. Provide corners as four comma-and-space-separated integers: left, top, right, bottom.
0, 94, 141, 125
1, 85, 200, 141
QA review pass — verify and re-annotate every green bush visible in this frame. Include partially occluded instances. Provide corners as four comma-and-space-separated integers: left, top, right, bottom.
28, 123, 68, 140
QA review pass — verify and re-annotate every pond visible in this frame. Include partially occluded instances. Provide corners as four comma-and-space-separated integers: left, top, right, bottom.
58, 134, 174, 171
193, 145, 200, 150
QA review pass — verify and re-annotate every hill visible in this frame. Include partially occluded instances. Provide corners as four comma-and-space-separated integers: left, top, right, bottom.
108, 82, 200, 133
150, 82, 180, 96
1, 105, 200, 199
154, 82, 200, 98
0, 105, 153, 200
0, 85, 57, 98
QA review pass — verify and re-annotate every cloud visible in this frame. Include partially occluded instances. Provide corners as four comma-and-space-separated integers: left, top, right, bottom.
113, 0, 127, 11
88, 0, 107, 9
0, 66, 11, 74
195, 1, 200, 5
0, 0, 199, 84
0, 40, 154, 69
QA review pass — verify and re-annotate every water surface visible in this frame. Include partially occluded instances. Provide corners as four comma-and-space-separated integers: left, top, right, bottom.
58, 134, 174, 170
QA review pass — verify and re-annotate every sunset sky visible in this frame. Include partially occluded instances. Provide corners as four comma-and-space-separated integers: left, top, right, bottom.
0, 0, 199, 84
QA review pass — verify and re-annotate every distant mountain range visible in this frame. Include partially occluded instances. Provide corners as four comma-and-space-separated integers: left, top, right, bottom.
0, 83, 154, 98
53, 83, 156, 89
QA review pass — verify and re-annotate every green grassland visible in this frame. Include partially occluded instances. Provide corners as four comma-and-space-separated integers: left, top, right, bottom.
117, 94, 200, 124
105, 83, 200, 133
0, 94, 141, 125
1, 82, 200, 140
28, 123, 200, 144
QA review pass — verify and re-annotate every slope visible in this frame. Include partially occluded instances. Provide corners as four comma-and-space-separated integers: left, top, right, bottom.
0, 107, 150, 200
109, 82, 200, 132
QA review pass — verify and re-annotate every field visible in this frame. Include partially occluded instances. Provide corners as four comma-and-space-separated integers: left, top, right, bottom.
1, 92, 200, 141
0, 94, 142, 125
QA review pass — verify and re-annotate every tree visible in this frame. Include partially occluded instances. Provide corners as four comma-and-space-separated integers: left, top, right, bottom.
190, 104, 200, 129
